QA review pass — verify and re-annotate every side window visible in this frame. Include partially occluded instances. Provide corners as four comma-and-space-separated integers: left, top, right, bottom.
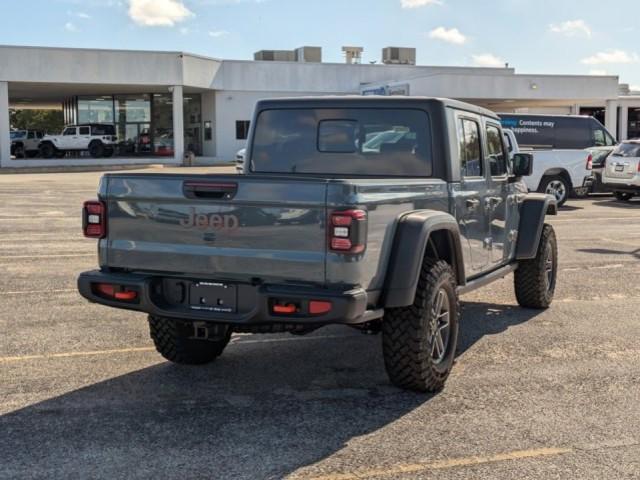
236, 120, 251, 140
486, 124, 508, 176
592, 128, 606, 147
37, 132, 43, 139
63, 127, 76, 136
27, 131, 35, 139
79, 126, 90, 135
458, 118, 482, 177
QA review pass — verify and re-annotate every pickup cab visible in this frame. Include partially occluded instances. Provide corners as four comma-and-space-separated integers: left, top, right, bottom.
503, 128, 593, 206
78, 97, 558, 392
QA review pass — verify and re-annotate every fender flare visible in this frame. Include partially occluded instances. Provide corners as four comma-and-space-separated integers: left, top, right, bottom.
515, 193, 557, 260
382, 210, 465, 308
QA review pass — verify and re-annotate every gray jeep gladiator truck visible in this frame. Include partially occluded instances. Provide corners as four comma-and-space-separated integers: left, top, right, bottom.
78, 97, 558, 392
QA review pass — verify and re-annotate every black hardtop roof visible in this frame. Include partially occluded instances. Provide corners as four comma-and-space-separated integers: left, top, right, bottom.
255, 96, 499, 120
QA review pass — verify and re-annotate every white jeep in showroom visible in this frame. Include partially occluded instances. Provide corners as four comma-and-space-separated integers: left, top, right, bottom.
10, 130, 45, 158
39, 124, 118, 159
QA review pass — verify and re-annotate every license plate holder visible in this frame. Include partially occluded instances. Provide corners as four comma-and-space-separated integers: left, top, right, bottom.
189, 282, 237, 313
615, 165, 625, 172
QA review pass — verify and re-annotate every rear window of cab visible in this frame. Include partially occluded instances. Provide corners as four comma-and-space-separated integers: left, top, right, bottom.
250, 108, 432, 177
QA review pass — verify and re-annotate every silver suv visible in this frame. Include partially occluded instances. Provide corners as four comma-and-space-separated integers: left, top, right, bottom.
39, 124, 118, 159
602, 140, 640, 201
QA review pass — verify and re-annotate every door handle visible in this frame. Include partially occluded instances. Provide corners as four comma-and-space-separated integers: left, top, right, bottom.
466, 199, 480, 210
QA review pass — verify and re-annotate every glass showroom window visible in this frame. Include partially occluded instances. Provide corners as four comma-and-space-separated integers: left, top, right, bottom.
184, 93, 202, 156
77, 96, 115, 124
116, 95, 152, 156
152, 94, 174, 157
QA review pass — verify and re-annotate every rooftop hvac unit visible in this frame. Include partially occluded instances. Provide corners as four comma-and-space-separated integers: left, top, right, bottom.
295, 46, 322, 63
342, 46, 364, 64
254, 50, 296, 62
382, 47, 416, 65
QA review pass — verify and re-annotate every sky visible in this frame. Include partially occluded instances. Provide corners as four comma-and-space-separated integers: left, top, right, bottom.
0, 0, 638, 89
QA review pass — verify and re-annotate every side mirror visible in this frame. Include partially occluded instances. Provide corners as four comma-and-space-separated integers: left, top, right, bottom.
512, 153, 533, 177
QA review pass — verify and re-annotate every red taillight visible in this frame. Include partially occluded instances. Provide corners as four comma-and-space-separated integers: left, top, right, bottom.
93, 283, 138, 302
272, 303, 298, 314
309, 300, 332, 315
329, 209, 367, 254
586, 154, 593, 170
83, 200, 106, 238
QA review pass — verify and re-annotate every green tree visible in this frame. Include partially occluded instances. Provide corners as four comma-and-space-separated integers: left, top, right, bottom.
10, 109, 65, 134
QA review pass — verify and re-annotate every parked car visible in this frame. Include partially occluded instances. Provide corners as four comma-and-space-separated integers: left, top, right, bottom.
10, 129, 44, 158
78, 97, 558, 393
39, 124, 118, 159
503, 128, 593, 206
602, 140, 640, 201
235, 147, 246, 173
587, 146, 616, 193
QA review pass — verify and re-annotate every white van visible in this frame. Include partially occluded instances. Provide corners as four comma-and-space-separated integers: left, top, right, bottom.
499, 114, 612, 205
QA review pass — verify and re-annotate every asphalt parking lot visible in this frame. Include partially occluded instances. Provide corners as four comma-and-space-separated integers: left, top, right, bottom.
1, 167, 639, 480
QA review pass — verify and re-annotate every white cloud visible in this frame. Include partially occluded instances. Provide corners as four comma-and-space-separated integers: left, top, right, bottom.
549, 19, 592, 37
581, 49, 639, 65
472, 53, 505, 68
589, 69, 608, 75
128, 0, 193, 27
180, 27, 190, 35
64, 22, 78, 32
401, 0, 442, 8
208, 30, 229, 37
428, 27, 466, 45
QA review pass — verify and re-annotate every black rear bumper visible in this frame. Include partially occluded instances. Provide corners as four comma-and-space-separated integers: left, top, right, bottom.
77, 270, 377, 326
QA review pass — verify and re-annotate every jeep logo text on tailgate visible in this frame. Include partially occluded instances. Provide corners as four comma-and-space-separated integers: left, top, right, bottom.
180, 207, 239, 231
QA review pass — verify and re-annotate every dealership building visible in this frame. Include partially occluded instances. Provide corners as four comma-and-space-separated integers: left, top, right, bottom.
1, 44, 640, 168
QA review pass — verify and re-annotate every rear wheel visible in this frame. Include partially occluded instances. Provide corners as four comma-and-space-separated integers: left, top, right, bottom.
614, 192, 635, 202
88, 141, 105, 159
539, 175, 570, 207
382, 259, 460, 393
514, 224, 557, 309
39, 143, 55, 159
148, 315, 231, 365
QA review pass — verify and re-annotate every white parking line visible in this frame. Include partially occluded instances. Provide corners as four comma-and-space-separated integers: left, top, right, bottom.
0, 335, 354, 363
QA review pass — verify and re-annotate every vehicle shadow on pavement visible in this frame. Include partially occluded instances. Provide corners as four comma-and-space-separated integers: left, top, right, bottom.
577, 247, 640, 260
1, 302, 540, 480
457, 302, 541, 357
592, 198, 639, 209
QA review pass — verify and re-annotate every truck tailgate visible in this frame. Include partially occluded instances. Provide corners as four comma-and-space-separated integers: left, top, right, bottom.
102, 174, 328, 284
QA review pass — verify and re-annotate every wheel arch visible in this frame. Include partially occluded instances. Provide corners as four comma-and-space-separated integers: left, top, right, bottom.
515, 193, 557, 260
539, 168, 573, 188
382, 210, 465, 308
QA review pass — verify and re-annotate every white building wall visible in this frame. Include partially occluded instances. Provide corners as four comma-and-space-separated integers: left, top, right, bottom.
214, 90, 332, 160
0, 82, 10, 167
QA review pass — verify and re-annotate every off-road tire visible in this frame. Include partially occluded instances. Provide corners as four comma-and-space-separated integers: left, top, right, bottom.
89, 141, 105, 159
40, 143, 55, 159
539, 175, 570, 207
514, 224, 558, 309
382, 259, 460, 393
148, 315, 231, 365
614, 192, 634, 202
13, 144, 25, 159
